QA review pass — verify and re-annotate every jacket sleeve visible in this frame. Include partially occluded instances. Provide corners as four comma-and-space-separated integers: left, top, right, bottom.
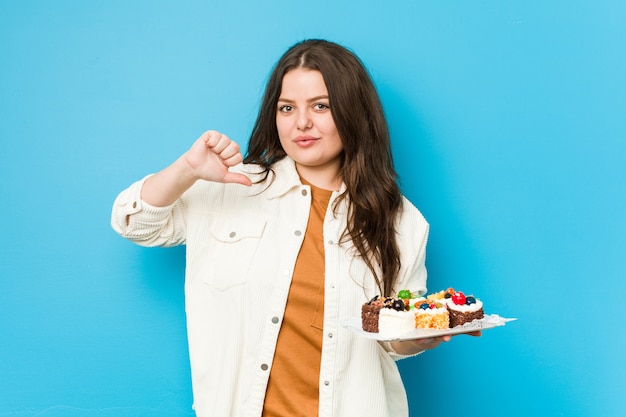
394, 197, 430, 298
379, 197, 430, 360
110, 175, 187, 247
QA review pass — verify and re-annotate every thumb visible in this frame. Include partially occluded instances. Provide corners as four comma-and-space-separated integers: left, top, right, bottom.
222, 172, 253, 187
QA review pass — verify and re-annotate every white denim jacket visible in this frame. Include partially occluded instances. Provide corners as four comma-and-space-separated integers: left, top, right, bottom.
111, 156, 429, 417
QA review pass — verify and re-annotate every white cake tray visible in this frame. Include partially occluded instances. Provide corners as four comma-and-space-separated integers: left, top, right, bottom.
341, 314, 517, 341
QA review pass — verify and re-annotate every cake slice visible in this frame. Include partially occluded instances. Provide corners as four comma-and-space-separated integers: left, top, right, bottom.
413, 300, 450, 329
446, 291, 484, 327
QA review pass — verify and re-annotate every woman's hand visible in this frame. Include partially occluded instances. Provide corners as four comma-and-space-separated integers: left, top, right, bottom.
184, 130, 252, 186
390, 331, 482, 356
141, 131, 252, 207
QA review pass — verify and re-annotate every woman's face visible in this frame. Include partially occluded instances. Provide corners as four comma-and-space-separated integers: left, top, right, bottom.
276, 68, 343, 188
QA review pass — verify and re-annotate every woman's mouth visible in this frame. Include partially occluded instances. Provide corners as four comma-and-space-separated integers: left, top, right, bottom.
293, 135, 319, 147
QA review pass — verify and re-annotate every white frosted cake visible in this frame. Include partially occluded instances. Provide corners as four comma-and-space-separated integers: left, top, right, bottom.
378, 307, 415, 337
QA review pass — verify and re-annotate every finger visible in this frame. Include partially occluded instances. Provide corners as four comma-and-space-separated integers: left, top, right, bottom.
408, 336, 448, 349
203, 131, 228, 150
212, 136, 233, 154
222, 152, 243, 167
219, 141, 242, 162
449, 330, 481, 338
417, 336, 448, 347
201, 130, 217, 146
424, 336, 450, 344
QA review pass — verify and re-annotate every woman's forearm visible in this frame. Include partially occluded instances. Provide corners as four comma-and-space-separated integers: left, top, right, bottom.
141, 155, 198, 207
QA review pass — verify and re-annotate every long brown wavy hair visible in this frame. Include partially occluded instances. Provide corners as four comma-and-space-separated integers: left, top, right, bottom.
244, 39, 402, 297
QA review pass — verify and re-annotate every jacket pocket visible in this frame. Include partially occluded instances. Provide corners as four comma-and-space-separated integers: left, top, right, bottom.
203, 218, 267, 291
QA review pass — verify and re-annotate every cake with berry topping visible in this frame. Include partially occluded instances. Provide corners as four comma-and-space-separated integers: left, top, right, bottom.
413, 300, 450, 329
397, 289, 426, 309
362, 295, 414, 334
426, 287, 455, 303
445, 291, 484, 327
361, 288, 484, 334
378, 305, 416, 337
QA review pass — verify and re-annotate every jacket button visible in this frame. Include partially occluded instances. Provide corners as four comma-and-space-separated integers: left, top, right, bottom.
229, 232, 236, 238
271, 317, 279, 324
261, 364, 269, 371
301, 189, 308, 196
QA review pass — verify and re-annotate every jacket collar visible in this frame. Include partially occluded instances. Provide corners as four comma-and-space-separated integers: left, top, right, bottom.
238, 156, 302, 200
263, 157, 302, 199
244, 156, 347, 201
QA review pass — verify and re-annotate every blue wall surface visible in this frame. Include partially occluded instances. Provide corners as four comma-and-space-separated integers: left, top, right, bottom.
1, 1, 625, 416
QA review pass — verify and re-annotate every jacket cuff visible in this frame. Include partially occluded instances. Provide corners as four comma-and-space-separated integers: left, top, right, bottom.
111, 175, 176, 234
379, 340, 425, 361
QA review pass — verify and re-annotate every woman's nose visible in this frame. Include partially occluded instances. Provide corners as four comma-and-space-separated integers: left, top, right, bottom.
297, 111, 312, 130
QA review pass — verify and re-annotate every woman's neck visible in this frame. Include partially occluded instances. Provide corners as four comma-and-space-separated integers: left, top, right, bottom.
295, 163, 342, 191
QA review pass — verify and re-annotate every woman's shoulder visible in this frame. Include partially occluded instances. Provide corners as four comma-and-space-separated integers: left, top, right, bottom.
398, 195, 429, 229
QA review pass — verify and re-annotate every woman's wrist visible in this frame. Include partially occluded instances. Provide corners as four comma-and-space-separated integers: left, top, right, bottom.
141, 155, 198, 207
390, 335, 451, 355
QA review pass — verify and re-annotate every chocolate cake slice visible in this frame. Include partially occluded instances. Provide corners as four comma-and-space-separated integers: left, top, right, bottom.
361, 296, 385, 333
361, 302, 383, 333
448, 304, 484, 327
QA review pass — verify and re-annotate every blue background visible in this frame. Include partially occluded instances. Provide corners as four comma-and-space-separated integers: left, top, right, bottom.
1, 1, 625, 416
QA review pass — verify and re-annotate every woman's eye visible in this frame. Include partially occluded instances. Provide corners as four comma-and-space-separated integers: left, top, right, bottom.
278, 105, 293, 112
314, 103, 330, 111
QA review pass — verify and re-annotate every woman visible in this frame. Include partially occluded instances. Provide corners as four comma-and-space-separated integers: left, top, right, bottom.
112, 39, 459, 417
